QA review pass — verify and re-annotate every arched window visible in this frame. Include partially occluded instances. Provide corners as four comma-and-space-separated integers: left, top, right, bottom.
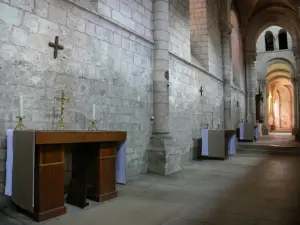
278, 29, 288, 50
265, 31, 274, 51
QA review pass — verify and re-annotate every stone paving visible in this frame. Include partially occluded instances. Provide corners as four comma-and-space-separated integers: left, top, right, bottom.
1, 151, 300, 225
238, 133, 300, 153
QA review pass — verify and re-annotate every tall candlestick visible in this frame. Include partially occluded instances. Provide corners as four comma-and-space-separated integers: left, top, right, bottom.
92, 104, 96, 120
19, 95, 24, 117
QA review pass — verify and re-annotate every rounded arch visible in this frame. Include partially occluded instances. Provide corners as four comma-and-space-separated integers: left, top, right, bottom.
244, 6, 300, 54
264, 58, 295, 78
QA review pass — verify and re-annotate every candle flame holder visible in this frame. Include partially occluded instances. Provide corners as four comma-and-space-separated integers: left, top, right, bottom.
15, 116, 26, 130
88, 119, 97, 131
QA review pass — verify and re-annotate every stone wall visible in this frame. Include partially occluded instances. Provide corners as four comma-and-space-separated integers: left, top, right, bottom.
169, 0, 225, 163
169, 0, 191, 61
231, 9, 245, 91
190, 0, 208, 67
0, 0, 154, 193
231, 88, 246, 127
169, 55, 224, 162
206, 0, 222, 78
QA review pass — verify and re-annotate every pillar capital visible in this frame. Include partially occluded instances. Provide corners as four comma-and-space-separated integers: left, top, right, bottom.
245, 51, 257, 62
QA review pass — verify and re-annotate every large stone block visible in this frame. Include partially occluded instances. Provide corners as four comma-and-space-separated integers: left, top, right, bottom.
48, 4, 67, 25
0, 2, 23, 26
97, 1, 112, 18
67, 13, 87, 32
0, 20, 12, 42
11, 27, 29, 47
120, 2, 131, 18
38, 18, 59, 37
34, 0, 48, 18
148, 134, 182, 176
11, 0, 34, 12
22, 12, 39, 33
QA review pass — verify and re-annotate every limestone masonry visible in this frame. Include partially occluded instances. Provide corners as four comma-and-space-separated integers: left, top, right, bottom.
3, 0, 297, 195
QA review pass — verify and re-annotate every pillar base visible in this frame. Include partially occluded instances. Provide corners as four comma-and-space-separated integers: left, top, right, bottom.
262, 124, 269, 135
292, 127, 298, 136
147, 133, 182, 176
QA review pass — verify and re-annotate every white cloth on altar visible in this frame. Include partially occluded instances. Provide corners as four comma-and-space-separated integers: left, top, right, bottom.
239, 123, 253, 141
5, 129, 13, 196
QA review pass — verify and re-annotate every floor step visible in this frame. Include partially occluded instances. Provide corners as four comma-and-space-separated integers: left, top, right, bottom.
237, 148, 300, 155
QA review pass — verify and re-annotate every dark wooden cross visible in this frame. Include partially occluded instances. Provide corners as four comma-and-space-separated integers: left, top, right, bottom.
49, 36, 64, 59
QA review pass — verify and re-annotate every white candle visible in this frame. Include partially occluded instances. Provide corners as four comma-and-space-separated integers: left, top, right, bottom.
19, 95, 24, 117
92, 104, 96, 120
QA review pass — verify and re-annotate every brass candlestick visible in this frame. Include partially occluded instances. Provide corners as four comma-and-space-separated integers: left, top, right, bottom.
15, 116, 25, 130
88, 119, 97, 131
55, 90, 69, 130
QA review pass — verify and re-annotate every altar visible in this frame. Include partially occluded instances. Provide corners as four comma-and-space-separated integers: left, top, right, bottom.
238, 123, 254, 142
201, 129, 236, 159
5, 130, 127, 222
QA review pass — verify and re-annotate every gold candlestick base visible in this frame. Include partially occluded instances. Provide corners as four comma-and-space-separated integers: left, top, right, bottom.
57, 120, 64, 130
88, 119, 97, 131
15, 116, 26, 130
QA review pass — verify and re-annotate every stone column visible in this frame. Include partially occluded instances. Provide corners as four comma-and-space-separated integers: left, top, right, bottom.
219, 0, 233, 129
245, 52, 257, 124
293, 49, 300, 140
147, 0, 182, 175
259, 80, 269, 135
292, 77, 298, 135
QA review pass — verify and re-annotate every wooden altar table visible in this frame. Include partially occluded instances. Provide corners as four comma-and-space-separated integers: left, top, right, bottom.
8, 130, 127, 222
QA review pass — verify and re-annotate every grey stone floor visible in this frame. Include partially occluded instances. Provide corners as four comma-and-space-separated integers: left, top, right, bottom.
1, 154, 300, 225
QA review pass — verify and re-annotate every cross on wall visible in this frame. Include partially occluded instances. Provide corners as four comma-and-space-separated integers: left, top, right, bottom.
49, 36, 64, 59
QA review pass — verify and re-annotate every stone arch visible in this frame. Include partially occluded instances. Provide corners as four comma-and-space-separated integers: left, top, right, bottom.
265, 31, 275, 51
278, 29, 288, 50
264, 58, 295, 78
244, 6, 300, 54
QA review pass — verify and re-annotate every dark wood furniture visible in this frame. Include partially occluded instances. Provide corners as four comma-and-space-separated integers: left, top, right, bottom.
31, 131, 126, 222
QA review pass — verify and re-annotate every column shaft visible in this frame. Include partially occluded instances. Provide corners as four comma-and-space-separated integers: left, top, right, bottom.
153, 0, 170, 134
245, 52, 257, 124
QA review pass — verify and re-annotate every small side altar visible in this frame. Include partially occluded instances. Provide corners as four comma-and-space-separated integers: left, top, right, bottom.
201, 129, 226, 159
6, 130, 127, 222
238, 123, 254, 142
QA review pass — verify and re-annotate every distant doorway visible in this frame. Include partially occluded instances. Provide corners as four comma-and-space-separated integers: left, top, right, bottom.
267, 63, 294, 131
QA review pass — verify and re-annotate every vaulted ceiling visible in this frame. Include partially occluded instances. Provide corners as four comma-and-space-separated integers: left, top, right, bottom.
233, 0, 300, 28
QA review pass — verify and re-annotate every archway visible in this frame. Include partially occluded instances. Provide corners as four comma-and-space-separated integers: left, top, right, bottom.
267, 63, 294, 131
